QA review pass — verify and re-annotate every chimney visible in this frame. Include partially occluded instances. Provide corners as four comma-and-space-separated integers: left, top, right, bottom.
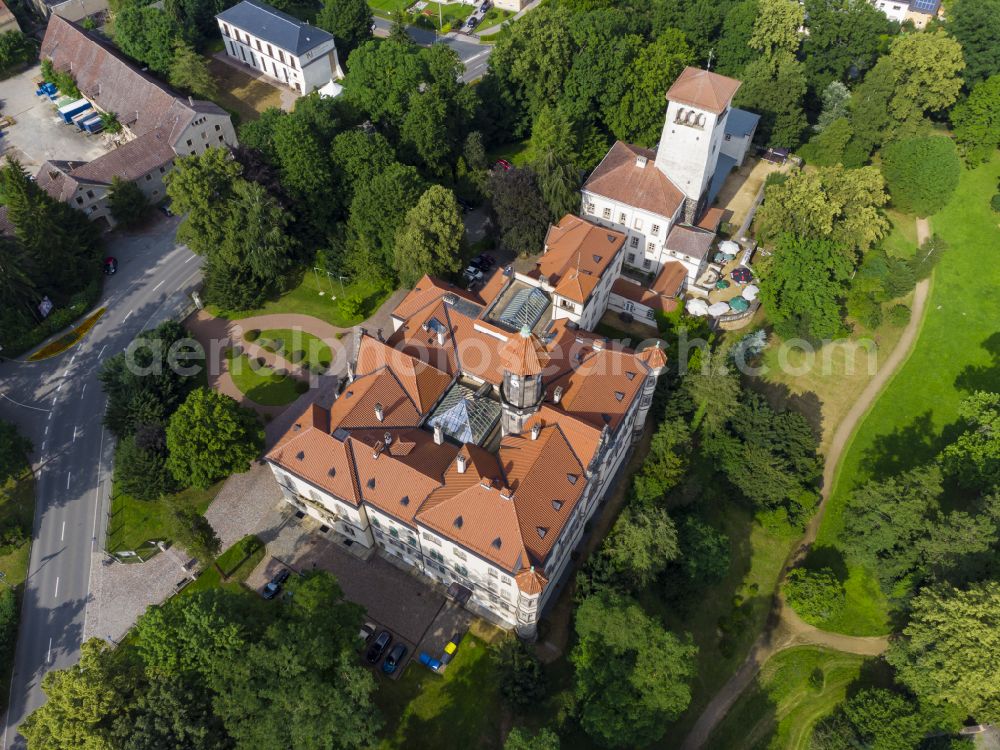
436, 329, 445, 346
635, 155, 648, 168
310, 404, 330, 433
500, 486, 513, 500
383, 431, 392, 446
530, 422, 541, 441
374, 403, 384, 422
456, 454, 467, 474
593, 338, 605, 352
372, 441, 384, 458
553, 386, 564, 404
433, 424, 444, 445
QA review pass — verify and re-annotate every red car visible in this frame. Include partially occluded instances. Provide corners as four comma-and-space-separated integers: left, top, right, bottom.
493, 159, 512, 171
103, 257, 118, 275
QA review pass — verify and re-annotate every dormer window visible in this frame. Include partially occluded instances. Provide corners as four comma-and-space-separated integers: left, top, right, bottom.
552, 499, 564, 510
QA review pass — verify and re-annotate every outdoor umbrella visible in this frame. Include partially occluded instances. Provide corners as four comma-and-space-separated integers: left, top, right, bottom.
719, 240, 740, 255
731, 267, 752, 284
685, 298, 710, 316
729, 296, 750, 312
716, 279, 730, 290
742, 284, 760, 301
707, 302, 731, 317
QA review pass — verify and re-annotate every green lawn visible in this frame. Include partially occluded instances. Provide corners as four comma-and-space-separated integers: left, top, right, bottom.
368, 0, 407, 18
0, 469, 35, 588
183, 535, 266, 596
478, 6, 513, 28
705, 647, 867, 750
209, 273, 391, 330
107, 481, 222, 554
486, 140, 536, 168
227, 350, 304, 406
254, 328, 333, 370
814, 154, 1000, 635
375, 629, 505, 750
369, 0, 473, 29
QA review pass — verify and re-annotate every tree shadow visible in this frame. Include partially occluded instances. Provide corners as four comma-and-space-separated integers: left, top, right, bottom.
744, 379, 825, 446
800, 545, 849, 582
955, 331, 1000, 394
858, 411, 941, 480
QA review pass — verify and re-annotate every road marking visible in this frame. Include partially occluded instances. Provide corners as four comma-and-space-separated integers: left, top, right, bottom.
81, 384, 87, 397
98, 345, 107, 359
53, 577, 59, 599
66, 472, 71, 489
47, 410, 53, 421
61, 521, 65, 542
70, 353, 77, 365
184, 254, 196, 263
41, 440, 46, 452
44, 425, 48, 436
56, 383, 62, 392
0, 392, 51, 413
123, 310, 133, 321
72, 426, 77, 443
47, 638, 52, 664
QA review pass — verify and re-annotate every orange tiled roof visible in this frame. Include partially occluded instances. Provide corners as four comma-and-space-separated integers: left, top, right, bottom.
355, 336, 452, 413
537, 215, 625, 304
328, 368, 423, 429
548, 348, 648, 431
583, 141, 684, 220
666, 67, 741, 115
610, 277, 679, 314
391, 274, 485, 322
499, 326, 550, 377
637, 343, 668, 371
515, 567, 548, 595
651, 261, 688, 297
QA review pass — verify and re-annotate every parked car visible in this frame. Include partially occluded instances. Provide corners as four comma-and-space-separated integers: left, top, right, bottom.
366, 630, 392, 664
494, 158, 512, 171
463, 265, 484, 282
158, 201, 173, 217
358, 621, 376, 643
382, 643, 408, 674
480, 0, 492, 10
103, 257, 118, 275
418, 651, 442, 671
261, 568, 290, 600
441, 634, 462, 665
474, 253, 496, 270
466, 15, 479, 28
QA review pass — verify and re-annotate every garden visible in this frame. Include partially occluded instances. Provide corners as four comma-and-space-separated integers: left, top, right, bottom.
226, 349, 308, 407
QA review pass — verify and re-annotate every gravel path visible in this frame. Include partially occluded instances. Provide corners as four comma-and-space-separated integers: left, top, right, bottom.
679, 220, 934, 750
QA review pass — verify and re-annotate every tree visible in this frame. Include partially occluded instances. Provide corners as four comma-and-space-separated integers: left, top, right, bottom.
115, 433, 178, 501
166, 388, 263, 488
714, 0, 758, 76
165, 148, 243, 257
329, 130, 396, 204
0, 420, 30, 483
346, 162, 426, 280
811, 688, 931, 750
164, 0, 228, 44
114, 4, 182, 74
632, 418, 690, 504
677, 515, 730, 588
607, 30, 693, 147
168, 506, 221, 568
490, 637, 546, 710
783, 567, 845, 625
735, 52, 808, 147
800, 0, 889, 95
948, 0, 1000, 88
889, 581, 1000, 722
798, 117, 852, 166
748, 0, 803, 58
0, 31, 35, 75
168, 40, 218, 100
400, 91, 452, 177
952, 75, 1000, 166
488, 167, 550, 256
815, 81, 851, 132
505, 727, 560, 750
683, 350, 741, 435
758, 234, 852, 341
602, 504, 679, 590
571, 592, 697, 747
941, 392, 1000, 490
880, 137, 960, 217
756, 165, 889, 254
342, 39, 426, 126
392, 185, 464, 287
108, 177, 150, 228
315, 0, 372, 63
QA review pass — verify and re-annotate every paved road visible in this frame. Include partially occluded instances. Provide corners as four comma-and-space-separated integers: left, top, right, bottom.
0, 216, 202, 748
372, 18, 492, 82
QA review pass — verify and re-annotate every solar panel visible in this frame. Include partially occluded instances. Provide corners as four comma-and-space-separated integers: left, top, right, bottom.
909, 0, 938, 12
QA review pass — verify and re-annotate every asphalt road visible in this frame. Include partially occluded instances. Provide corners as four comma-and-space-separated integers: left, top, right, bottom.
0, 215, 202, 748
372, 18, 493, 83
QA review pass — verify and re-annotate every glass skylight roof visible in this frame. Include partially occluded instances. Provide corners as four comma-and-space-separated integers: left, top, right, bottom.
428, 382, 502, 445
497, 287, 549, 331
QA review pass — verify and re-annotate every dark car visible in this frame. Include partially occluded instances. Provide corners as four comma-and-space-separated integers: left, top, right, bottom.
382, 643, 407, 675
261, 568, 290, 599
366, 630, 392, 664
358, 621, 376, 643
158, 202, 174, 217
103, 257, 118, 275
475, 253, 496, 270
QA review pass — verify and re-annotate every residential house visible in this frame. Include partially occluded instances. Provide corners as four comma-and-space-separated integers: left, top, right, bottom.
267, 271, 669, 638
217, 0, 344, 97
581, 67, 759, 289
30, 0, 106, 23
37, 15, 237, 226
871, 0, 941, 27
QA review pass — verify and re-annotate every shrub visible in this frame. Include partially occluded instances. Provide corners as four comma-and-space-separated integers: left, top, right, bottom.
244, 329, 260, 342
888, 304, 911, 327
880, 136, 961, 217
256, 356, 266, 368
847, 290, 882, 330
809, 667, 825, 691
490, 636, 546, 710
783, 567, 845, 625
992, 194, 1000, 213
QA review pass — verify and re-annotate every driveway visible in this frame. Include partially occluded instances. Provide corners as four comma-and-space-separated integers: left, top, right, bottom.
0, 64, 110, 171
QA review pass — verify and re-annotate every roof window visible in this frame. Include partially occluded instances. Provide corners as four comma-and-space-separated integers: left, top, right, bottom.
552, 499, 564, 510
492, 537, 502, 549
536, 527, 548, 539
367, 477, 376, 490
454, 516, 463, 529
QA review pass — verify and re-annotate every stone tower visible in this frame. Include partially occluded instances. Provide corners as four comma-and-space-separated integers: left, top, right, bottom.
498, 326, 549, 435
654, 67, 741, 223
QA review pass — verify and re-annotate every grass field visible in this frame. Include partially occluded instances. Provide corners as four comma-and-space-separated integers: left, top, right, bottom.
370, 0, 473, 29
255, 328, 333, 369
486, 140, 535, 168
375, 624, 505, 750
209, 273, 391, 330
0, 470, 35, 588
227, 350, 303, 406
183, 535, 266, 596
207, 57, 285, 123
107, 480, 222, 554
478, 6, 513, 28
705, 647, 867, 750
814, 154, 1000, 635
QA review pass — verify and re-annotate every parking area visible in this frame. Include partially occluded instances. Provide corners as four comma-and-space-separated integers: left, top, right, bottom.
0, 64, 110, 171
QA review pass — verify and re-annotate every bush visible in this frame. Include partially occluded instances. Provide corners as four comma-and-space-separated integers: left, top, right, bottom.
1, 281, 101, 356
244, 329, 260, 342
783, 567, 845, 625
490, 636, 546, 710
991, 194, 1000, 213
888, 304, 911, 327
880, 137, 961, 217
808, 667, 825, 691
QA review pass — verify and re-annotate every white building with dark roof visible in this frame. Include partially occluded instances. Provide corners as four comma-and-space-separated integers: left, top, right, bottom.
217, 0, 343, 97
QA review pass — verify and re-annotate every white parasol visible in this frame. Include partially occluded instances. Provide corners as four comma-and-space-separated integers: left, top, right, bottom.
685, 298, 710, 316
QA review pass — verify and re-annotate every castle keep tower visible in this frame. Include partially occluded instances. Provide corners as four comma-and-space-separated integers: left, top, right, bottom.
499, 326, 549, 435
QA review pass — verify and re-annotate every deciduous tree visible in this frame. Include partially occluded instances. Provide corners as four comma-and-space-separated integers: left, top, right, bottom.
108, 176, 150, 228
941, 391, 1000, 490
315, 0, 372, 63
168, 505, 221, 567
490, 637, 546, 710
504, 727, 560, 750
800, 0, 889, 94
951, 75, 1000, 166
114, 4, 181, 74
948, 0, 1000, 88
880, 136, 960, 217
783, 567, 845, 625
0, 420, 30, 483
168, 40, 217, 100
602, 504, 680, 590
748, 0, 803, 57
487, 167, 550, 256
392, 185, 464, 287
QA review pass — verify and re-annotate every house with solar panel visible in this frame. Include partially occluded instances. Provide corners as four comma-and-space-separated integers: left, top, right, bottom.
871, 0, 941, 28
217, 0, 344, 97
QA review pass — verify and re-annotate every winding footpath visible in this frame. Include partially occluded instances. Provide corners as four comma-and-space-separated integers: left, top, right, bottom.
679, 219, 933, 750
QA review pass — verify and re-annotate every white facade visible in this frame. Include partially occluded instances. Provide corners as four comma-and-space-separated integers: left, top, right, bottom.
271, 467, 374, 545
218, 19, 341, 96
655, 99, 729, 209
580, 191, 684, 278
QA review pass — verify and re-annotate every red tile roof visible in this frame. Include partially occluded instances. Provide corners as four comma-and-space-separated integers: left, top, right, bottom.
610, 277, 678, 314
548, 348, 648, 431
583, 141, 684, 220
498, 326, 550, 377
355, 336, 452, 413
391, 274, 486, 322
666, 67, 742, 115
537, 215, 625, 304
651, 261, 688, 297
